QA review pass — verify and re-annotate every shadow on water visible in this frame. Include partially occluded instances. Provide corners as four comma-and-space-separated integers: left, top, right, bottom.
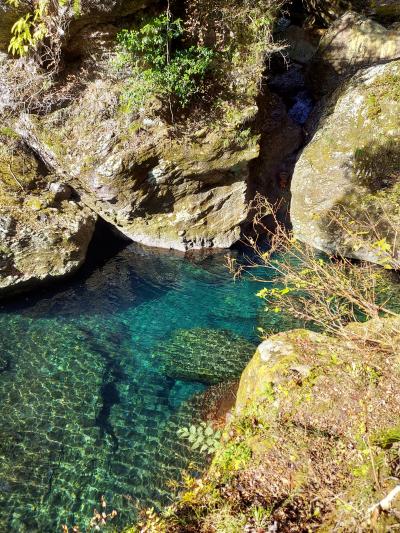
0, 220, 248, 320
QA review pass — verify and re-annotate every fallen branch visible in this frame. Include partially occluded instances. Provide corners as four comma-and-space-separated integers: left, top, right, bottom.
368, 485, 400, 523
8, 163, 24, 191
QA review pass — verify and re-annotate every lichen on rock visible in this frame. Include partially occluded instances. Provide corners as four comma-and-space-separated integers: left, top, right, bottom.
291, 59, 400, 263
0, 131, 96, 297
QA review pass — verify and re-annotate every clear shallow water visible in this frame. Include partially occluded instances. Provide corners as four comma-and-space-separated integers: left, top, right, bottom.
0, 241, 269, 532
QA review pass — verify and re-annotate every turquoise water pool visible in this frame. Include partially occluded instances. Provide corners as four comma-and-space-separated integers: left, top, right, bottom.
0, 242, 268, 532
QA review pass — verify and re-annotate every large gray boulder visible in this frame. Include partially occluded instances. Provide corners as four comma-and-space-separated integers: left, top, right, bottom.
309, 12, 400, 97
26, 77, 259, 251
23, 68, 301, 251
291, 60, 400, 263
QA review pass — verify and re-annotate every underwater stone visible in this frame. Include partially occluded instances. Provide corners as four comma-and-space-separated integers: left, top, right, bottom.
156, 328, 256, 385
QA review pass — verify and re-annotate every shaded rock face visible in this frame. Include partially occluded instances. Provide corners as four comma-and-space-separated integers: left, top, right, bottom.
279, 25, 317, 65
291, 60, 400, 263
309, 12, 400, 97
0, 132, 96, 297
251, 91, 303, 206
302, 0, 400, 25
371, 0, 400, 20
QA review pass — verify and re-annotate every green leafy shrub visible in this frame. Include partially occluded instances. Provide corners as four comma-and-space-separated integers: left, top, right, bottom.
116, 13, 214, 110
177, 422, 222, 454
212, 440, 252, 475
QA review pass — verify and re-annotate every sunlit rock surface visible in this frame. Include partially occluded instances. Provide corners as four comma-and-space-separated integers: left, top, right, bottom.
309, 11, 400, 97
291, 60, 400, 262
0, 131, 96, 297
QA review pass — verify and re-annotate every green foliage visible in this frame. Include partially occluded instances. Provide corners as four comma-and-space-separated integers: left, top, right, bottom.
116, 13, 214, 110
6, 0, 81, 57
0, 127, 19, 139
213, 440, 252, 474
372, 427, 400, 449
8, 10, 46, 57
117, 15, 183, 70
162, 47, 214, 107
366, 72, 400, 118
250, 505, 272, 528
177, 422, 222, 454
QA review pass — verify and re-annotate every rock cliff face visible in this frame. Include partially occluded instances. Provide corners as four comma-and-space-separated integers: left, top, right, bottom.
0, 131, 96, 297
26, 78, 260, 251
1, 0, 399, 296
1, 0, 301, 254
0, 0, 302, 295
291, 59, 400, 262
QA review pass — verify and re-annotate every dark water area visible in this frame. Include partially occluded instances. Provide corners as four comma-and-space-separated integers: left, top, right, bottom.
0, 238, 272, 532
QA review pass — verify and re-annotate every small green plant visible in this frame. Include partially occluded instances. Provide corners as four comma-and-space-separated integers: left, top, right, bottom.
250, 505, 272, 528
213, 441, 252, 474
6, 0, 81, 59
116, 12, 214, 111
8, 3, 47, 57
177, 422, 221, 454
372, 427, 400, 450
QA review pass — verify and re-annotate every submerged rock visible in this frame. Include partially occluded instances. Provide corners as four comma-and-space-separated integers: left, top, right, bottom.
291, 60, 400, 263
156, 328, 256, 384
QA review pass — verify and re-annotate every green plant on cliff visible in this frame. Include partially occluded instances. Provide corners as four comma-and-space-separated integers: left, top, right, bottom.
177, 422, 222, 455
6, 0, 80, 68
7, 0, 48, 57
116, 12, 214, 112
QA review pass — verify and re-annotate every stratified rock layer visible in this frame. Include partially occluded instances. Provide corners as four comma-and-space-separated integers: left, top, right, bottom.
0, 131, 96, 297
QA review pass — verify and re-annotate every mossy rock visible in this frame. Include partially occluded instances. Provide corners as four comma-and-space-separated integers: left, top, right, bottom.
0, 133, 40, 192
155, 328, 256, 384
291, 60, 400, 264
